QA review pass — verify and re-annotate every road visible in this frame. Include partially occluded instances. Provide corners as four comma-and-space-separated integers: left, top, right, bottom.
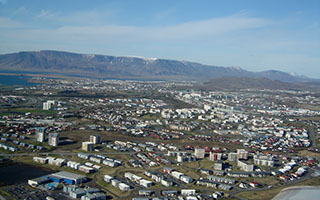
0, 150, 166, 158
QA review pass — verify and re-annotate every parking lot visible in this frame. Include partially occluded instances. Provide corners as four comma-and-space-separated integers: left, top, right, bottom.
3, 184, 69, 200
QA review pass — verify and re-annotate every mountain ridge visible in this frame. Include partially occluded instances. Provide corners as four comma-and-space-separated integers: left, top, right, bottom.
0, 50, 317, 83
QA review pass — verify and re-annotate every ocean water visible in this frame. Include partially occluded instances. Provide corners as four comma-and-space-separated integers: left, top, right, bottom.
0, 162, 53, 185
0, 75, 37, 86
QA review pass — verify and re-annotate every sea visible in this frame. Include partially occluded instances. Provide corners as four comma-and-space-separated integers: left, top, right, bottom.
0, 162, 54, 185
0, 74, 37, 86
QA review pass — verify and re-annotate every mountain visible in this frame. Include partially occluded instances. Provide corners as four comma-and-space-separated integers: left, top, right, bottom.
200, 77, 306, 90
0, 50, 317, 82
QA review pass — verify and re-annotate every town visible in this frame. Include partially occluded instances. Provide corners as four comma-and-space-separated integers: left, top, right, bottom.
0, 77, 320, 200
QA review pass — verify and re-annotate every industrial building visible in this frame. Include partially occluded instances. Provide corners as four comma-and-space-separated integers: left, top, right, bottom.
47, 171, 87, 184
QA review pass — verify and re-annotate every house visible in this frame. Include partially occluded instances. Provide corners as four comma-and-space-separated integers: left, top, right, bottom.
162, 190, 177, 197
139, 190, 153, 196
180, 175, 193, 184
249, 182, 260, 188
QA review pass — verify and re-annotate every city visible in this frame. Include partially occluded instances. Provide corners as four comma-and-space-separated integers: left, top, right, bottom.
0, 78, 319, 200
0, 1, 319, 199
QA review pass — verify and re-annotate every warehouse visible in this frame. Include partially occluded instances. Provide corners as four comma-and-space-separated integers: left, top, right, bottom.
48, 171, 87, 184
28, 176, 50, 187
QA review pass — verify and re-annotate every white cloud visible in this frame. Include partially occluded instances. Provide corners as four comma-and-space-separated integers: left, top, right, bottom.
0, 17, 23, 28
13, 6, 29, 16
17, 14, 268, 42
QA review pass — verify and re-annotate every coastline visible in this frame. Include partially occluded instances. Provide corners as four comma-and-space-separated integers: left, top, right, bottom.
272, 186, 320, 200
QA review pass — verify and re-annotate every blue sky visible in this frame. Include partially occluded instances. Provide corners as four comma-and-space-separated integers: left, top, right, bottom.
0, 0, 319, 78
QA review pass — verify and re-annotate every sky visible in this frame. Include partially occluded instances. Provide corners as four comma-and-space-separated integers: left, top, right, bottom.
0, 0, 319, 78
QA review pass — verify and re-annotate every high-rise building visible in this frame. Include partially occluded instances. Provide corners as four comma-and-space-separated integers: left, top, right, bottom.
90, 135, 101, 144
82, 142, 94, 151
48, 132, 59, 146
209, 152, 222, 161
43, 100, 55, 110
237, 149, 249, 160
43, 102, 51, 110
213, 161, 225, 171
35, 127, 46, 142
228, 152, 238, 162
194, 147, 205, 159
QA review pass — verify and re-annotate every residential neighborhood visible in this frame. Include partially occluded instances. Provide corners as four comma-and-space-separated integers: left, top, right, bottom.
0, 78, 320, 200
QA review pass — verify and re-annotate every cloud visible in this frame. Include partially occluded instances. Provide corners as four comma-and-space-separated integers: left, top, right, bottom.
0, 17, 23, 28
13, 6, 29, 16
147, 15, 269, 40
154, 7, 177, 21
37, 9, 51, 18
19, 14, 268, 43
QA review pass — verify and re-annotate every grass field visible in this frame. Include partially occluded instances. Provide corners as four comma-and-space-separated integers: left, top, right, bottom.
0, 108, 58, 116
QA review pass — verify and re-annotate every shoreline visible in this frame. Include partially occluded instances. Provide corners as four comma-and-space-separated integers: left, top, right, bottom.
272, 185, 320, 200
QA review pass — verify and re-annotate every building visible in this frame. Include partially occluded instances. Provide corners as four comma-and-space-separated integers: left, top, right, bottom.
35, 127, 46, 142
237, 149, 249, 160
90, 135, 101, 144
48, 133, 59, 147
139, 190, 153, 196
207, 175, 236, 184
194, 147, 205, 159
237, 160, 254, 172
214, 161, 225, 171
228, 152, 238, 162
82, 142, 94, 151
48, 171, 87, 184
253, 155, 274, 167
180, 175, 193, 184
43, 102, 51, 110
43, 100, 55, 110
181, 189, 196, 196
209, 152, 222, 161
28, 176, 50, 187
177, 155, 196, 163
